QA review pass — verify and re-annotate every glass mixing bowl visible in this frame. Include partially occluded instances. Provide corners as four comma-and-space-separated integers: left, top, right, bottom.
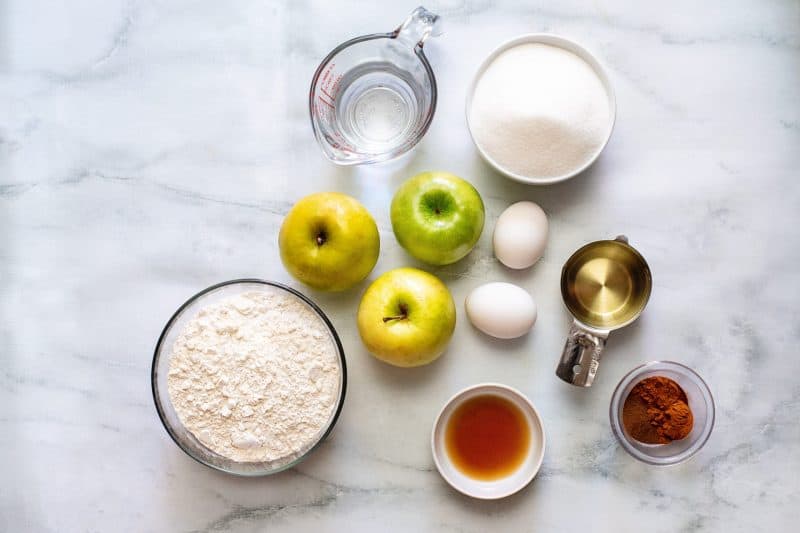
609, 361, 714, 466
151, 279, 347, 476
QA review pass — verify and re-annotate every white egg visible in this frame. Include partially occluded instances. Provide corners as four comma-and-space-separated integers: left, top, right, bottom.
493, 201, 549, 269
465, 282, 537, 339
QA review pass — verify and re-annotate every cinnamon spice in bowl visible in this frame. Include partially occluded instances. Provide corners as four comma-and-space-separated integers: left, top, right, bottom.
610, 361, 714, 466
622, 376, 693, 444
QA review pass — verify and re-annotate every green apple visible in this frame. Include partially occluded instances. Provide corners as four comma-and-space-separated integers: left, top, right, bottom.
391, 171, 485, 266
279, 192, 379, 291
357, 267, 456, 367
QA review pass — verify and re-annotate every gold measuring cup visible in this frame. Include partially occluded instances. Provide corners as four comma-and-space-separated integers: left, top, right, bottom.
556, 236, 652, 387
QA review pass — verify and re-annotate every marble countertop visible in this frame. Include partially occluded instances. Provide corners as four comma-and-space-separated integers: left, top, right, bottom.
3, 1, 798, 531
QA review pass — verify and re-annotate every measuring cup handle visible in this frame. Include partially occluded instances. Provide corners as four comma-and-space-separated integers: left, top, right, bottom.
556, 322, 608, 387
394, 6, 442, 48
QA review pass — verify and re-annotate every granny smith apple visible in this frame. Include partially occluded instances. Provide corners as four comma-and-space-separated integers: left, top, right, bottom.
391, 171, 485, 266
357, 267, 456, 367
279, 192, 379, 291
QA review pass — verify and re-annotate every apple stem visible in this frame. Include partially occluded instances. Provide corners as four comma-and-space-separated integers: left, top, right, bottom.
316, 231, 327, 246
383, 303, 409, 323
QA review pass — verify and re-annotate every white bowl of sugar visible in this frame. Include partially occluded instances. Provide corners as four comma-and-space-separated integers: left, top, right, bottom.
466, 34, 616, 185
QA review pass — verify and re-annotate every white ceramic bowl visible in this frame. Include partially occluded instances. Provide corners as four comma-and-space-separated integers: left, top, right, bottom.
431, 383, 545, 499
465, 34, 616, 185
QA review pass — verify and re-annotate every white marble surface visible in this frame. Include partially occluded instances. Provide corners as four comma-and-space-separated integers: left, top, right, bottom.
2, 1, 799, 531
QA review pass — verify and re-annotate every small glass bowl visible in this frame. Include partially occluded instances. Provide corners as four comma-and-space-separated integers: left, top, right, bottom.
609, 361, 714, 466
151, 279, 347, 476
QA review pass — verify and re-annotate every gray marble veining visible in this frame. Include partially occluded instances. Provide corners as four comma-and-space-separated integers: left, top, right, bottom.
2, 0, 798, 531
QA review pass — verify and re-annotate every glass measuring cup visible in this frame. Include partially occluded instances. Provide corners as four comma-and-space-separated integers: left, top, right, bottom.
309, 6, 442, 165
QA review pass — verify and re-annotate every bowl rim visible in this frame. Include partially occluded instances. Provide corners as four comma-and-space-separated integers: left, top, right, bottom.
430, 382, 546, 499
151, 278, 347, 477
609, 360, 715, 466
464, 33, 617, 185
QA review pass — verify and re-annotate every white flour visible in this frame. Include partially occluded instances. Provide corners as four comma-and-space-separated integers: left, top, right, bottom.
167, 288, 341, 464
470, 43, 611, 178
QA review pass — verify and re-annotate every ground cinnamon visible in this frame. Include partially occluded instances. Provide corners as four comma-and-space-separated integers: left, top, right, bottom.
622, 376, 693, 444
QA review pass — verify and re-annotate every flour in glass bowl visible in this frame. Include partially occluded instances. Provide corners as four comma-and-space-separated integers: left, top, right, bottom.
167, 289, 342, 465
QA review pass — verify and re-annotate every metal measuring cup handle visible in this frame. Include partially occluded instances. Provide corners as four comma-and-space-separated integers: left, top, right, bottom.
556, 321, 609, 387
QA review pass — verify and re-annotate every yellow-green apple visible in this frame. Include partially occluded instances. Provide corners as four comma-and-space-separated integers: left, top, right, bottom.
391, 171, 485, 266
279, 192, 379, 291
357, 267, 456, 367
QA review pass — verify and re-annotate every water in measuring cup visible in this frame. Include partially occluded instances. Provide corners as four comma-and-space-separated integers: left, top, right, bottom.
334, 62, 423, 153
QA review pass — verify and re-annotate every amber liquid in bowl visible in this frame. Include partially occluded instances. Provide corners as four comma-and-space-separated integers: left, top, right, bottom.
444, 395, 531, 480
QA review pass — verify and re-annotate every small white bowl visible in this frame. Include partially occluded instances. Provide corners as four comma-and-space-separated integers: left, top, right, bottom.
431, 383, 545, 499
465, 34, 617, 185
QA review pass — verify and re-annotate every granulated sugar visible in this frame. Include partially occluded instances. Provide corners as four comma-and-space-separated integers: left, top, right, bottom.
469, 43, 611, 179
167, 289, 341, 465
